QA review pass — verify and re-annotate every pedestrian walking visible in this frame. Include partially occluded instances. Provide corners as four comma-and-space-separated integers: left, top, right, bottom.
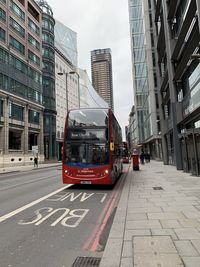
145, 152, 150, 163
140, 150, 145, 164
34, 153, 38, 168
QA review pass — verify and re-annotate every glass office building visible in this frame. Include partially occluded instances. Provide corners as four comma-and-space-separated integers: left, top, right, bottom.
54, 19, 78, 67
0, 0, 44, 167
128, 0, 161, 158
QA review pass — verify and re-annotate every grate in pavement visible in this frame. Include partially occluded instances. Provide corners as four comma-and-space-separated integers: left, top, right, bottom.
153, 186, 163, 190
155, 171, 163, 174
71, 257, 101, 267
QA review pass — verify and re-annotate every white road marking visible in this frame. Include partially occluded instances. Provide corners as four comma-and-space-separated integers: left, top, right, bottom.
0, 185, 72, 223
18, 207, 89, 227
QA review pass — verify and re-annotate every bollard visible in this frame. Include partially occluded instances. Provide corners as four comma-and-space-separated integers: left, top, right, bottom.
132, 154, 139, 171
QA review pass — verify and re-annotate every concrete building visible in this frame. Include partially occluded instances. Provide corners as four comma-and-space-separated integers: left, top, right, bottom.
55, 48, 79, 160
0, 0, 44, 167
91, 48, 114, 112
154, 0, 200, 175
128, 0, 162, 159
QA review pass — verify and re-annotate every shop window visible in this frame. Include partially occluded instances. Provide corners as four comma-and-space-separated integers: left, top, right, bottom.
9, 130, 21, 149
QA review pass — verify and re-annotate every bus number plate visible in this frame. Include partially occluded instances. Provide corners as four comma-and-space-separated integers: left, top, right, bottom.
80, 181, 92, 184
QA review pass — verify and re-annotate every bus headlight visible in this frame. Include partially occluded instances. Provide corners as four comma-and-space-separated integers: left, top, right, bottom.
64, 170, 68, 173
105, 169, 109, 174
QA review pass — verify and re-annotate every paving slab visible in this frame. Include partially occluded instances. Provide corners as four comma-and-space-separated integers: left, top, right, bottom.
134, 254, 184, 267
174, 228, 200, 240
133, 236, 177, 254
174, 240, 199, 256
182, 257, 200, 267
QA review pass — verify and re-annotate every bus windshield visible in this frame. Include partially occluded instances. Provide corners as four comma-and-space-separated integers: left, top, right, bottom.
67, 109, 108, 127
64, 109, 110, 166
64, 142, 109, 166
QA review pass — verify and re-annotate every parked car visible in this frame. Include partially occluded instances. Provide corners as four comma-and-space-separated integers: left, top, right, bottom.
123, 156, 129, 163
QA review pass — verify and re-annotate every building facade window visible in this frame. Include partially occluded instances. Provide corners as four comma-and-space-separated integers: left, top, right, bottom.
0, 99, 3, 116
42, 33, 54, 45
9, 102, 23, 120
0, 48, 41, 86
28, 18, 40, 36
0, 7, 6, 22
0, 73, 8, 89
9, 130, 21, 150
42, 61, 54, 74
9, 17, 25, 38
0, 27, 6, 42
28, 109, 39, 124
28, 50, 40, 66
9, 35, 25, 54
42, 19, 54, 32
28, 33, 40, 50
42, 47, 54, 60
28, 67, 42, 84
0, 72, 42, 104
10, 0, 25, 21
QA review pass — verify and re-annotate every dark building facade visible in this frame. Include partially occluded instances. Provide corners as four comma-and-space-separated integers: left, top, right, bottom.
36, 0, 56, 160
154, 0, 200, 175
91, 48, 114, 112
0, 0, 44, 167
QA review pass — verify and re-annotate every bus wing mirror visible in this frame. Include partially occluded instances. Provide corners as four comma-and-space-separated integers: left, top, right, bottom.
110, 142, 114, 151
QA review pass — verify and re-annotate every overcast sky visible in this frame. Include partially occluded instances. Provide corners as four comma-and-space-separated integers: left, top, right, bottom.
47, 0, 133, 139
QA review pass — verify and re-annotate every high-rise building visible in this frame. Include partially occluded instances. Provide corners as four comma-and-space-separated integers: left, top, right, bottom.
91, 48, 114, 112
128, 0, 162, 159
154, 0, 200, 175
36, 0, 56, 160
0, 0, 44, 167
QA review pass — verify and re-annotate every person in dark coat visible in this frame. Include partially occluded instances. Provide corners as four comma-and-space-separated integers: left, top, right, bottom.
34, 154, 38, 168
140, 150, 145, 164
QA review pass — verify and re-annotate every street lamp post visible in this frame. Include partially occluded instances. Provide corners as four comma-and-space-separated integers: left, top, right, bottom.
58, 70, 80, 111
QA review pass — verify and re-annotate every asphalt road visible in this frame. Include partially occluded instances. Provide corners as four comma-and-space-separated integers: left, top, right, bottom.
0, 165, 129, 267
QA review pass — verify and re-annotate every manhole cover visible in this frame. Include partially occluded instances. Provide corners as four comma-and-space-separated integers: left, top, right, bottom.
153, 186, 163, 190
72, 257, 101, 267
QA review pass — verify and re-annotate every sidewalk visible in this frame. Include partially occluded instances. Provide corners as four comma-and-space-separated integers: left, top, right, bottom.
100, 161, 200, 267
0, 162, 61, 174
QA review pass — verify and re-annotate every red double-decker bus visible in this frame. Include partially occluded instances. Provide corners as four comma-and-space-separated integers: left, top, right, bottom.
62, 108, 123, 185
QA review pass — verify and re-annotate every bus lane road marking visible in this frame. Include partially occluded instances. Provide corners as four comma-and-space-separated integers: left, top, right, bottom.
17, 192, 107, 227
0, 185, 72, 223
46, 192, 107, 203
18, 207, 89, 227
